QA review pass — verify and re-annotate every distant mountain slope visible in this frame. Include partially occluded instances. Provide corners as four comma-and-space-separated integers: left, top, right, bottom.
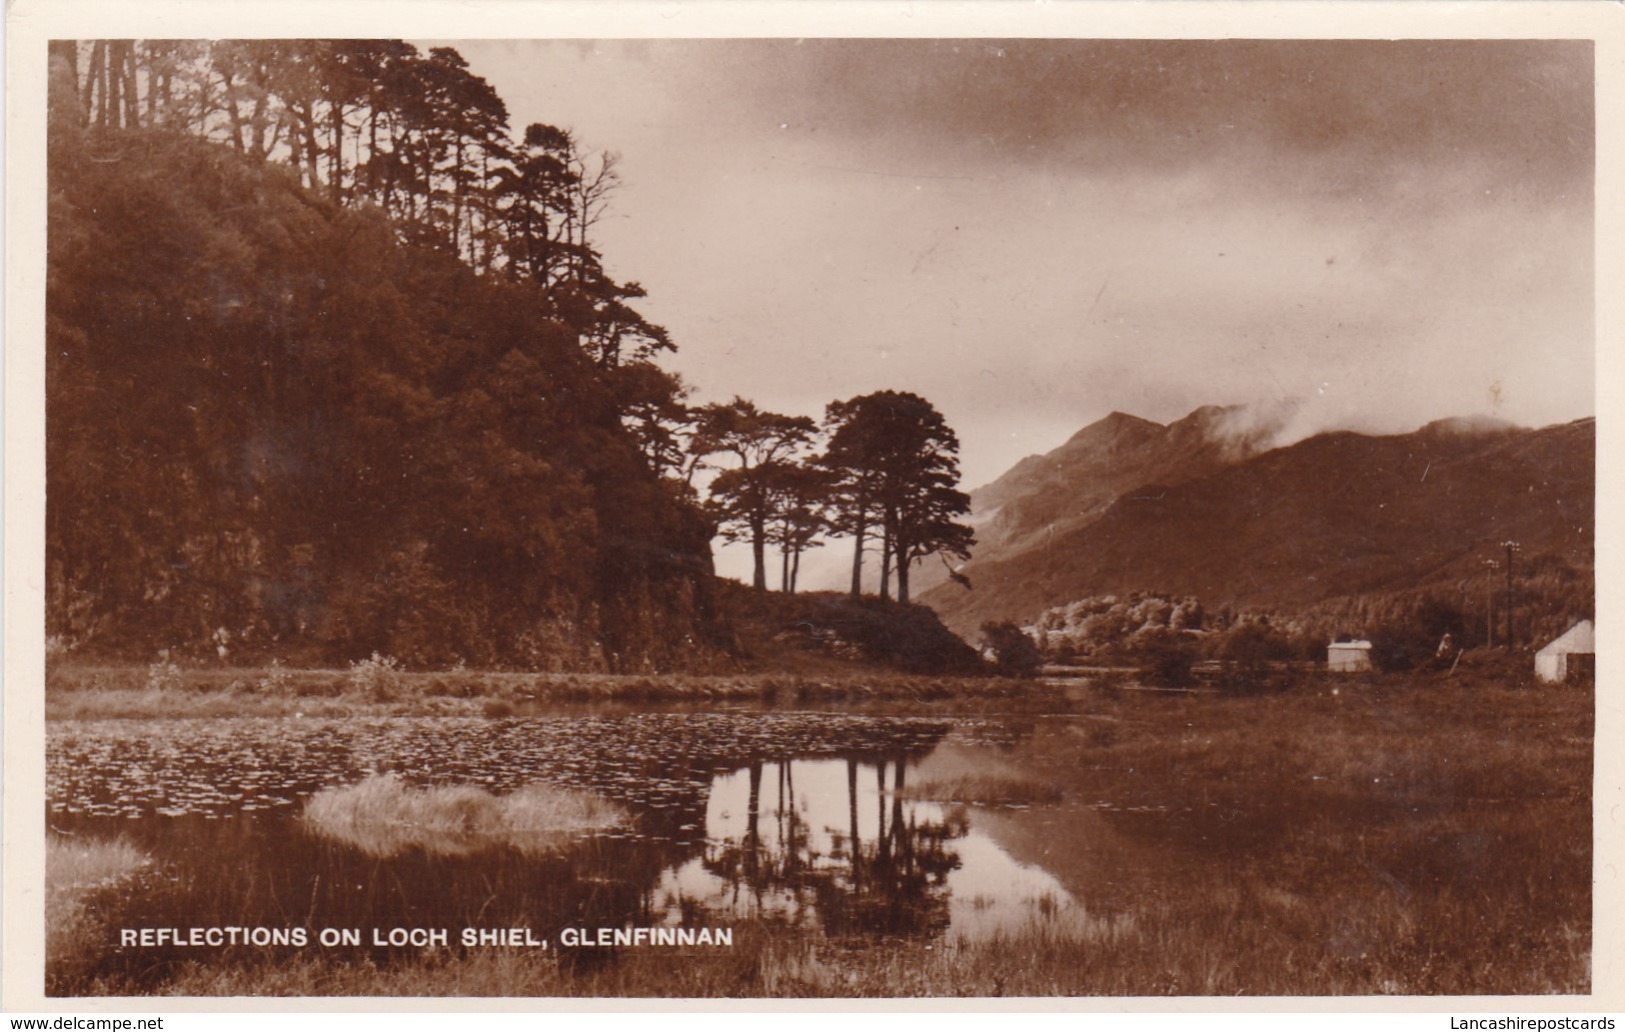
910, 405, 1275, 597
920, 415, 1593, 637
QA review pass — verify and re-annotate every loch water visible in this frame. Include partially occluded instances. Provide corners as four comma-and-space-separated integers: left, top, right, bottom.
48, 709, 1141, 989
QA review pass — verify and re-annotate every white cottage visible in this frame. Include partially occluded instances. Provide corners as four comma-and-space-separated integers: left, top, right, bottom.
1535, 620, 1594, 683
1328, 640, 1373, 673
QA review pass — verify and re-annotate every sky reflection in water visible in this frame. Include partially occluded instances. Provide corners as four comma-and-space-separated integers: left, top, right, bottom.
658, 757, 1074, 940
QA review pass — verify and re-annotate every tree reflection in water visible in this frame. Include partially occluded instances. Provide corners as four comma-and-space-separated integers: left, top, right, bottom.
679, 753, 966, 939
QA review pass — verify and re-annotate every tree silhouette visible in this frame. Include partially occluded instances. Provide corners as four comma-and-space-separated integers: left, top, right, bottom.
691, 399, 818, 591
823, 391, 973, 604
762, 461, 837, 594
821, 397, 886, 598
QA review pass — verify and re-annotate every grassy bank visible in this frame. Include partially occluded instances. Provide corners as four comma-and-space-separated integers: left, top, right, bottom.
45, 663, 1053, 720
46, 835, 150, 996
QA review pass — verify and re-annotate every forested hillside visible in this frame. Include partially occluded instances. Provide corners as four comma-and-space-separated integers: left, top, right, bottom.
45, 42, 726, 670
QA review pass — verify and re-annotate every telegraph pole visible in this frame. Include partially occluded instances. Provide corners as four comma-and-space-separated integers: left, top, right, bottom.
1502, 540, 1520, 649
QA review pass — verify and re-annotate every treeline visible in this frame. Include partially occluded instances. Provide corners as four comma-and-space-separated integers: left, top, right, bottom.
47, 122, 725, 669
51, 41, 639, 296
50, 41, 685, 461
689, 391, 973, 605
44, 40, 976, 669
1290, 552, 1593, 667
1024, 557, 1592, 678
44, 40, 715, 669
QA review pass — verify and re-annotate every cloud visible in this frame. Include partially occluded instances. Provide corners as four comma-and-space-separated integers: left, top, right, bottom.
670, 39, 1593, 205
445, 37, 1593, 501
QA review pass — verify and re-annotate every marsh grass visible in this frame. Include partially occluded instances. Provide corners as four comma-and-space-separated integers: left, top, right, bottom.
46, 834, 149, 994
302, 775, 625, 857
1015, 675, 1593, 995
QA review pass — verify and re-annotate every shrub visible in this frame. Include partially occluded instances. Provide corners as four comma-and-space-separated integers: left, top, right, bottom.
1364, 595, 1467, 672
750, 591, 983, 674
257, 658, 294, 695
348, 652, 403, 700
1129, 626, 1199, 686
981, 621, 1043, 679
145, 652, 183, 692
1214, 622, 1271, 670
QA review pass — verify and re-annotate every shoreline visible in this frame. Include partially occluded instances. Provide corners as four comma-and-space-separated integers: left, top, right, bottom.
44, 665, 1057, 721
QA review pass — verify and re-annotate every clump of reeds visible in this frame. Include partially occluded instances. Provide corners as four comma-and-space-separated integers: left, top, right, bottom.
302, 774, 624, 858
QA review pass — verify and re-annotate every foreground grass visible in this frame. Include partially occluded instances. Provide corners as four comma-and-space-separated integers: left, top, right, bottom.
100, 880, 1583, 998
304, 775, 625, 858
46, 664, 1053, 720
134, 917, 1140, 997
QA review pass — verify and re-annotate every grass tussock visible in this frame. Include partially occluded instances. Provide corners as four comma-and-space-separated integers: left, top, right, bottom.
46, 834, 150, 995
903, 773, 1062, 806
302, 775, 625, 858
47, 834, 148, 895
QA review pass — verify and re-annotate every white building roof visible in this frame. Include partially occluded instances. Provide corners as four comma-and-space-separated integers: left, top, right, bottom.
1536, 619, 1594, 657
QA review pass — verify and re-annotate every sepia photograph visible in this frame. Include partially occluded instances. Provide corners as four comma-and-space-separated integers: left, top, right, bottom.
6, 6, 1615, 1010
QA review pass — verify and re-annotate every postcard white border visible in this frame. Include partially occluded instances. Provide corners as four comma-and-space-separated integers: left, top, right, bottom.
5, 0, 1621, 1015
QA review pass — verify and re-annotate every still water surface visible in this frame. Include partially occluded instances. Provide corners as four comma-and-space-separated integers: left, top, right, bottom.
48, 710, 1128, 986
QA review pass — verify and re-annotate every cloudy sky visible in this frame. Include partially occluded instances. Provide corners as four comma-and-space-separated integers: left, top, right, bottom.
436, 39, 1593, 577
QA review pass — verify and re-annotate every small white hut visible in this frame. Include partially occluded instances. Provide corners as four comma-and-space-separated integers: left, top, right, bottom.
1535, 620, 1594, 683
1328, 640, 1373, 673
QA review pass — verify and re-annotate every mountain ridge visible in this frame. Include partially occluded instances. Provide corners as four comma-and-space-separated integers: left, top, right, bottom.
910, 404, 1276, 597
919, 408, 1592, 639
